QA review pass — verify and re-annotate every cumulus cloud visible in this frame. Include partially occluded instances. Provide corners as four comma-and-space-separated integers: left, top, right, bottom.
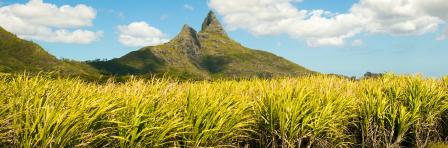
208, 0, 363, 47
416, 0, 448, 21
209, 0, 448, 47
351, 0, 441, 35
0, 0, 102, 44
21, 29, 103, 44
118, 21, 169, 47
183, 4, 194, 11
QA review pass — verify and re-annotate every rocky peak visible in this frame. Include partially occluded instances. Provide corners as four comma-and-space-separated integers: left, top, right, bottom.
200, 11, 227, 35
172, 24, 201, 48
171, 24, 202, 57
175, 25, 199, 40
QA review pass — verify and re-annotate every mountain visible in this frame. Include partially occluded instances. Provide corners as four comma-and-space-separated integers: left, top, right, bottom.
89, 11, 314, 79
0, 27, 60, 72
0, 27, 99, 76
0, 11, 314, 80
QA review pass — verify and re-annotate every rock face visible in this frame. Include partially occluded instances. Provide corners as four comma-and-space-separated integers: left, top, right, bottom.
89, 11, 315, 79
171, 25, 202, 58
201, 11, 227, 36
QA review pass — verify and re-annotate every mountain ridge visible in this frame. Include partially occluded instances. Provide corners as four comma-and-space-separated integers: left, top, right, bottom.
88, 11, 314, 79
0, 11, 315, 80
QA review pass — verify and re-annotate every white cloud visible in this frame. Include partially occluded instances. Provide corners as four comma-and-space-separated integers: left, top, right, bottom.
21, 29, 103, 44
209, 0, 448, 47
118, 21, 169, 47
351, 39, 363, 46
183, 4, 194, 11
416, 0, 448, 21
415, 0, 448, 40
208, 0, 363, 47
0, 0, 102, 44
351, 0, 441, 35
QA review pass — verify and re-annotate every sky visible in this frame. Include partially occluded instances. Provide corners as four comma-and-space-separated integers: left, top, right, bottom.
0, 0, 447, 77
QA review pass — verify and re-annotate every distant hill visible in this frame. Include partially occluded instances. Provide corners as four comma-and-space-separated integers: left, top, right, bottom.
0, 27, 99, 76
89, 11, 314, 79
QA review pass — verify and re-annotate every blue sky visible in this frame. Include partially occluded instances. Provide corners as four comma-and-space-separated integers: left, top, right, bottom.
0, 0, 447, 77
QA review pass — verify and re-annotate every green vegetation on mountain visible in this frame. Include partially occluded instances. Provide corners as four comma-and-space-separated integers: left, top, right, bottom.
0, 27, 61, 73
0, 27, 100, 77
0, 11, 313, 80
89, 11, 314, 79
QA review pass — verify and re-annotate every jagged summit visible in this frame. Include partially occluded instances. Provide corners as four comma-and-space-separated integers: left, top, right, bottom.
88, 11, 314, 79
176, 24, 199, 39
200, 11, 227, 35
0, 11, 314, 79
172, 24, 201, 47
170, 24, 202, 56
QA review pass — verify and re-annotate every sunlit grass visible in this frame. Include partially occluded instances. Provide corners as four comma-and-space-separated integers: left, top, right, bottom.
0, 74, 447, 147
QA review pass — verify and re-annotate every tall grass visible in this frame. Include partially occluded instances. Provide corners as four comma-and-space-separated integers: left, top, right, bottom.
357, 76, 448, 148
254, 78, 355, 147
0, 74, 447, 147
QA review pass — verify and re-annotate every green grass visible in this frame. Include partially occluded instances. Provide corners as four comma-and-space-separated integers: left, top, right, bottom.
0, 74, 447, 147
429, 142, 448, 148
